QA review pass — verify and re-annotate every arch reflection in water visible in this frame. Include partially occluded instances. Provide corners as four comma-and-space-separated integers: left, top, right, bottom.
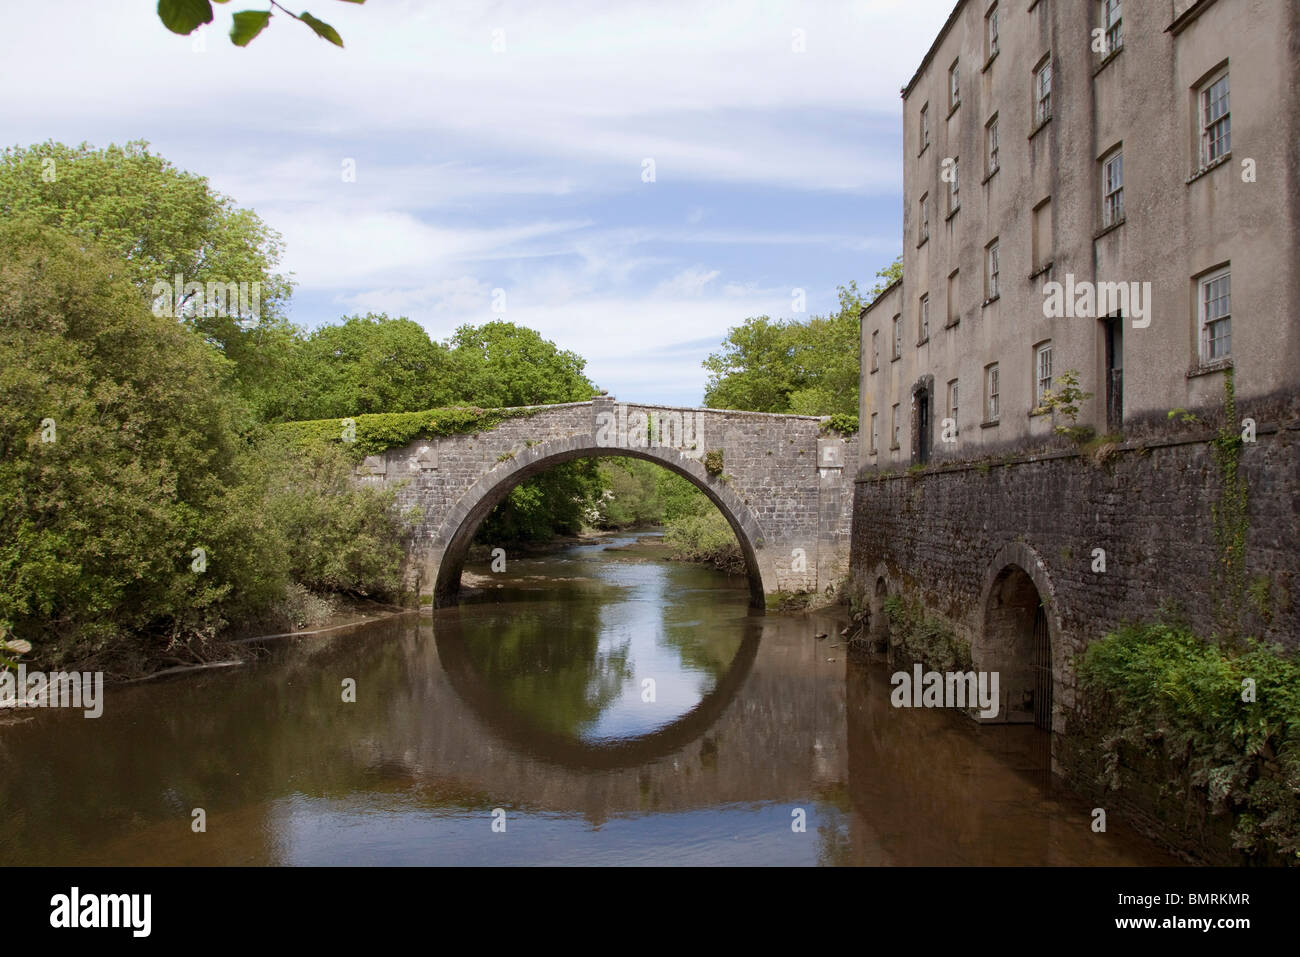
434, 538, 762, 770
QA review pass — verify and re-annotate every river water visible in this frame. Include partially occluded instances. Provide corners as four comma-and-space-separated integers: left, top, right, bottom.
0, 532, 1175, 865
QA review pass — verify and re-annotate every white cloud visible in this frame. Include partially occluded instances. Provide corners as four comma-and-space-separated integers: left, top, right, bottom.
0, 0, 946, 404
655, 267, 721, 298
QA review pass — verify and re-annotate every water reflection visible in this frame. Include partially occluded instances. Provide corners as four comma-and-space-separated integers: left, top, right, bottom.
0, 533, 1176, 866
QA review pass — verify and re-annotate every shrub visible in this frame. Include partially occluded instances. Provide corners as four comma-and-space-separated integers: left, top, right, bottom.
822, 413, 859, 436
0, 221, 282, 666
1078, 621, 1300, 861
882, 594, 972, 673
663, 511, 744, 574
0, 222, 419, 670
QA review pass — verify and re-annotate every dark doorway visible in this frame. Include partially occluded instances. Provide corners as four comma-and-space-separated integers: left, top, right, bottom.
916, 388, 931, 463
1104, 316, 1123, 432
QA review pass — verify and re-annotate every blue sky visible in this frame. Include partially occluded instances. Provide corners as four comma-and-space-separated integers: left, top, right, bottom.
2, 0, 953, 406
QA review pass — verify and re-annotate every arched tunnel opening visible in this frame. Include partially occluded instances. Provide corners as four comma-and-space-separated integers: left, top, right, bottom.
424, 447, 770, 753
429, 446, 768, 609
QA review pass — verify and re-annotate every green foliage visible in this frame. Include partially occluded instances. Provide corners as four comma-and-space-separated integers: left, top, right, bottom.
1079, 621, 1300, 861
0, 221, 265, 665
882, 594, 972, 673
157, 0, 363, 48
445, 320, 598, 408
821, 413, 859, 437
1031, 369, 1095, 441
253, 440, 410, 596
869, 254, 903, 298
592, 458, 668, 528
0, 140, 297, 419
663, 511, 744, 574
702, 281, 866, 417
280, 313, 454, 421
702, 449, 724, 476
593, 459, 711, 524
273, 406, 534, 460
658, 469, 713, 521
0, 223, 406, 670
477, 459, 603, 544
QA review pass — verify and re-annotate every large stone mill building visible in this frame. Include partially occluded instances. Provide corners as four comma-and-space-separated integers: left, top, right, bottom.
851, 0, 1300, 860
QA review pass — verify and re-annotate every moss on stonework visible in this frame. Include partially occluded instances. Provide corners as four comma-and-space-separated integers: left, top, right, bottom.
882, 594, 972, 673
272, 405, 541, 460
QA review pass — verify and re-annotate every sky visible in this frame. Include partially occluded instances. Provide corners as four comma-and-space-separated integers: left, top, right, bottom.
1, 0, 953, 407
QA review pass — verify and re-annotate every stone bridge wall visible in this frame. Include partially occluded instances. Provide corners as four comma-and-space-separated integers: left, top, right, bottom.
851, 422, 1300, 737
358, 397, 858, 605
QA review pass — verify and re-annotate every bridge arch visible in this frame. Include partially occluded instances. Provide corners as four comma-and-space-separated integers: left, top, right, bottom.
427, 437, 771, 608
976, 542, 1064, 732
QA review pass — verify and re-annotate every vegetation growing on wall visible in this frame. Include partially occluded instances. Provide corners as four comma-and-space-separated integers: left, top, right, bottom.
272, 405, 538, 460
821, 413, 859, 437
1030, 369, 1095, 442
1078, 620, 1300, 862
1209, 370, 1249, 637
882, 594, 972, 673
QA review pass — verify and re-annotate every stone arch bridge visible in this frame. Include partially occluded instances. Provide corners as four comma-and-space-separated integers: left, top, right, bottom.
355, 397, 858, 607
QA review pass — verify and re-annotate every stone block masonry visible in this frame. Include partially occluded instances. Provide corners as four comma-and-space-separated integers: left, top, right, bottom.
850, 422, 1300, 858
360, 397, 858, 606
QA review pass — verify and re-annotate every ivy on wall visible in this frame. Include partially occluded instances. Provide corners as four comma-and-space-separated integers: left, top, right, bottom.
272, 405, 540, 459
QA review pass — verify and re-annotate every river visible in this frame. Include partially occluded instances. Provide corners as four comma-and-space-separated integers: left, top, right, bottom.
0, 531, 1175, 865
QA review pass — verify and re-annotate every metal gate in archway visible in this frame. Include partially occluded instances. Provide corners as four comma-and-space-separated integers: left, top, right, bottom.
1031, 603, 1052, 731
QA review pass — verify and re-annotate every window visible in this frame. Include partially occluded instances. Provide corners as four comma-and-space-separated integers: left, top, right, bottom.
920, 103, 930, 152
919, 193, 930, 243
870, 413, 879, 453
1101, 0, 1122, 55
1200, 70, 1230, 167
986, 239, 1000, 300
919, 294, 930, 342
870, 329, 879, 372
1034, 58, 1052, 125
949, 60, 960, 110
1035, 341, 1053, 404
1199, 267, 1231, 362
892, 314, 902, 359
984, 364, 1000, 421
1032, 197, 1053, 271
947, 379, 959, 431
986, 4, 999, 60
986, 115, 999, 175
948, 156, 960, 214
947, 270, 960, 326
891, 403, 901, 449
1102, 148, 1123, 227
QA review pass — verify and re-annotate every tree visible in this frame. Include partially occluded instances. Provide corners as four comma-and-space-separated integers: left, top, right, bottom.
869, 253, 903, 300
446, 321, 599, 407
702, 283, 867, 418
438, 321, 601, 544
282, 313, 455, 421
786, 282, 867, 416
156, 0, 364, 48
0, 140, 296, 418
701, 316, 800, 414
0, 221, 410, 670
701, 255, 900, 420
0, 221, 277, 665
